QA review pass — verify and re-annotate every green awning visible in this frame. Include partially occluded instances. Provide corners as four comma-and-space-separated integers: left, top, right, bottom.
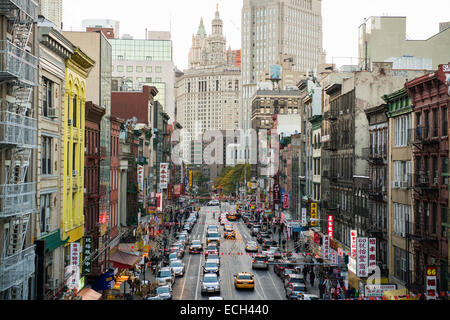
40, 229, 69, 253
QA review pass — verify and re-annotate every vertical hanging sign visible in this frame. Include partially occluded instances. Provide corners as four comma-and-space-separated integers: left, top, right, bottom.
301, 208, 307, 226
426, 267, 438, 300
350, 230, 358, 258
328, 215, 334, 238
368, 238, 377, 272
356, 237, 369, 278
322, 235, 330, 260
160, 163, 169, 189
310, 202, 318, 226
82, 236, 93, 275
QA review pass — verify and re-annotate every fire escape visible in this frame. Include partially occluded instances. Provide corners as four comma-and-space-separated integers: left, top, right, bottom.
0, 0, 38, 299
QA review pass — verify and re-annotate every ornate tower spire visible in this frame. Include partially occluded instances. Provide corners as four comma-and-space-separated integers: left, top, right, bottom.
197, 17, 206, 37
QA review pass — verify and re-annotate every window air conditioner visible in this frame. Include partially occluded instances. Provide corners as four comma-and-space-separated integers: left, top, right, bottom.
68, 119, 73, 125
72, 170, 77, 176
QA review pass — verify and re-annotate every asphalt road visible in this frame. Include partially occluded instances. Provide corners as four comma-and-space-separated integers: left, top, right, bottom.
172, 204, 287, 300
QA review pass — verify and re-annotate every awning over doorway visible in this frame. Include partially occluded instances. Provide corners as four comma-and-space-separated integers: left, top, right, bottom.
109, 250, 141, 269
40, 229, 69, 253
77, 287, 102, 300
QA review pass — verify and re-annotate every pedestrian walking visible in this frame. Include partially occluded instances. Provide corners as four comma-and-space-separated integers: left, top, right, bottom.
302, 266, 308, 279
309, 270, 315, 287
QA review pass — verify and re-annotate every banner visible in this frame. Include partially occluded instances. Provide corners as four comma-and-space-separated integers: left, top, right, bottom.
283, 194, 289, 209
322, 235, 330, 260
138, 165, 144, 202
301, 208, 307, 226
156, 193, 162, 212
356, 237, 369, 278
160, 163, 169, 189
189, 170, 193, 187
365, 284, 397, 297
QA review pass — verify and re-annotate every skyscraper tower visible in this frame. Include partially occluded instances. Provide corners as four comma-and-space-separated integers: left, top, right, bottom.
39, 0, 63, 30
240, 0, 324, 130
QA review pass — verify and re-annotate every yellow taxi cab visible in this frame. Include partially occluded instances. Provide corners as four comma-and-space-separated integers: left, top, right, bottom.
227, 213, 237, 221
234, 272, 255, 289
225, 230, 236, 240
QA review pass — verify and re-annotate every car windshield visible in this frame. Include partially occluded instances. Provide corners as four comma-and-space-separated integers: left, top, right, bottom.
169, 253, 178, 259
208, 233, 219, 238
238, 275, 252, 280
292, 286, 305, 291
158, 270, 172, 277
156, 287, 170, 294
204, 275, 218, 283
208, 254, 219, 260
192, 241, 201, 246
170, 262, 182, 267
205, 262, 218, 268
255, 257, 267, 261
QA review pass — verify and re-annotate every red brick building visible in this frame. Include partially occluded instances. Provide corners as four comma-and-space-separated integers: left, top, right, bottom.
110, 116, 123, 242
84, 101, 106, 277
408, 63, 449, 294
111, 86, 158, 126
86, 27, 115, 39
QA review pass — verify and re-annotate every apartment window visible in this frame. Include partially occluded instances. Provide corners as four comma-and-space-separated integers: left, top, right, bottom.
42, 78, 53, 117
156, 78, 162, 83
394, 246, 412, 283
117, 65, 124, 72
433, 108, 438, 137
145, 77, 152, 83
41, 136, 52, 175
126, 66, 133, 72
432, 203, 437, 234
146, 66, 152, 73
393, 161, 411, 187
136, 77, 143, 83
433, 156, 438, 184
72, 94, 77, 127
393, 203, 411, 236
442, 157, 449, 185
442, 107, 448, 137
136, 66, 143, 73
155, 66, 162, 73
40, 194, 51, 234
394, 114, 411, 147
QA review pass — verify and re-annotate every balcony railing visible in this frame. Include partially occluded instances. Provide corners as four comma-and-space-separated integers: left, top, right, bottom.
0, 111, 37, 148
0, 0, 39, 21
0, 182, 36, 218
0, 245, 35, 292
0, 40, 38, 86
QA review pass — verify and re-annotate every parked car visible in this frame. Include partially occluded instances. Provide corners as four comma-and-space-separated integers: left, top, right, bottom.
169, 259, 185, 277
262, 239, 278, 250
189, 240, 203, 254
200, 273, 221, 295
257, 233, 271, 244
280, 268, 297, 281
155, 285, 172, 300
252, 254, 269, 270
203, 260, 220, 275
156, 267, 175, 287
168, 252, 181, 262
234, 272, 255, 290
274, 260, 293, 277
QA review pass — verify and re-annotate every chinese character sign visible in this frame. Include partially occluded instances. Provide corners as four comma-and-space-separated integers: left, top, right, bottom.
160, 163, 169, 189
426, 267, 438, 299
356, 237, 369, 278
311, 202, 318, 226
156, 193, 162, 212
82, 236, 93, 275
301, 208, 307, 226
322, 235, 330, 260
368, 238, 377, 272
70, 242, 80, 267
283, 194, 289, 209
328, 215, 334, 238
350, 230, 357, 258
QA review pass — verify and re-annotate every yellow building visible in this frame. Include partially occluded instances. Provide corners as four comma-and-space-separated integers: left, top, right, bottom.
62, 47, 95, 287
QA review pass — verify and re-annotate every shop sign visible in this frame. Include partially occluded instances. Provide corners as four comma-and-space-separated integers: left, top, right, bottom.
189, 170, 193, 187
156, 193, 162, 212
330, 249, 338, 266
160, 163, 169, 189
426, 267, 438, 299
364, 284, 397, 297
283, 194, 289, 209
368, 238, 377, 272
356, 237, 369, 278
338, 247, 344, 257
348, 256, 356, 274
328, 215, 333, 238
301, 208, 307, 226
70, 242, 80, 267
350, 230, 357, 258
310, 202, 318, 226
322, 235, 330, 260
137, 165, 144, 202
81, 236, 93, 275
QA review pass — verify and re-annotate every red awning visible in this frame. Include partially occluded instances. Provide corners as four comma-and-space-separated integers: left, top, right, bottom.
77, 287, 102, 300
109, 250, 141, 269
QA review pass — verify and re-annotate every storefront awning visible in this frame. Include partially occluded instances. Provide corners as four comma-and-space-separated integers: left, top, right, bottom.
40, 229, 69, 253
109, 250, 141, 269
77, 287, 102, 300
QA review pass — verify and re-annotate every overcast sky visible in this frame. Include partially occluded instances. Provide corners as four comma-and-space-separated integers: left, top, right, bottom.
62, 0, 449, 70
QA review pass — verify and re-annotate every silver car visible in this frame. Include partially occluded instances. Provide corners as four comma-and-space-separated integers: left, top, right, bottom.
155, 285, 172, 300
170, 259, 185, 277
201, 273, 221, 295
156, 267, 175, 286
203, 260, 220, 274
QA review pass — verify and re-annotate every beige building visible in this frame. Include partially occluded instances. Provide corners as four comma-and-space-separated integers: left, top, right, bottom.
39, 0, 63, 30
36, 17, 75, 298
176, 7, 241, 162
358, 16, 450, 70
241, 0, 325, 130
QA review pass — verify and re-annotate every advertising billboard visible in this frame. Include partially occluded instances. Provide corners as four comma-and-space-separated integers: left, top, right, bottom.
269, 64, 282, 81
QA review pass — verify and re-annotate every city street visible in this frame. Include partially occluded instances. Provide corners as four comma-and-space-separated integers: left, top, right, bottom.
172, 204, 319, 300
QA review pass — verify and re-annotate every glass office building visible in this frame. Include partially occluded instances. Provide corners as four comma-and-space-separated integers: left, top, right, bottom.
110, 39, 172, 61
